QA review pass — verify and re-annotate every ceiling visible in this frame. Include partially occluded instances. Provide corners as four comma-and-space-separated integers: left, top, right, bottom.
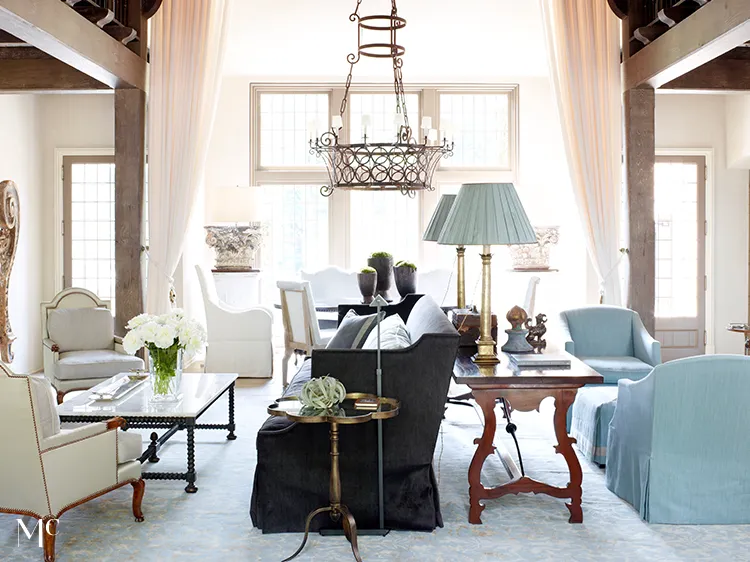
223, 0, 549, 80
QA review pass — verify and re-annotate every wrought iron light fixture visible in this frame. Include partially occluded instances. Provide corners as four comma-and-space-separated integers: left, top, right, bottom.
310, 0, 453, 197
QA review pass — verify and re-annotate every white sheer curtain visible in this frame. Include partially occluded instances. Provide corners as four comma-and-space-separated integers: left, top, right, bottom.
146, 0, 231, 314
540, 0, 625, 304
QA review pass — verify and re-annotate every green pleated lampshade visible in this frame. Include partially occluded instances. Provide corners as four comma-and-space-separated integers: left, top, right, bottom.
423, 194, 457, 242
437, 183, 537, 246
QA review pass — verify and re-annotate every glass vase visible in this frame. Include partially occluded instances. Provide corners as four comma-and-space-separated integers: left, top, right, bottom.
148, 347, 183, 403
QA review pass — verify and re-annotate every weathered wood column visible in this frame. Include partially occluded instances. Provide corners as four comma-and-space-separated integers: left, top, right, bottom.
624, 87, 656, 335
114, 88, 146, 335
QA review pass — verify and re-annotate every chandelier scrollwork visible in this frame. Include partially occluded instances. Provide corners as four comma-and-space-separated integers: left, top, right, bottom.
310, 0, 453, 197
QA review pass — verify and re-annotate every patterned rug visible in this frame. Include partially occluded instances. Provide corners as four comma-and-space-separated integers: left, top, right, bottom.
2, 386, 750, 562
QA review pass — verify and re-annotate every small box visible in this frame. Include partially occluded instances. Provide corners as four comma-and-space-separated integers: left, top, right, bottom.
449, 310, 498, 356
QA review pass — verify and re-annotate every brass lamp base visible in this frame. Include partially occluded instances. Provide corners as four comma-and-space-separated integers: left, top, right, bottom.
471, 244, 500, 366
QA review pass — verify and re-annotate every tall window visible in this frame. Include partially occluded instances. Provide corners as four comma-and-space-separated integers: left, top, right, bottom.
251, 85, 518, 273
63, 156, 116, 310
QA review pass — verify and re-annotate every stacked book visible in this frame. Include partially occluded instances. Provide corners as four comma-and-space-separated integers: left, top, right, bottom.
507, 353, 571, 369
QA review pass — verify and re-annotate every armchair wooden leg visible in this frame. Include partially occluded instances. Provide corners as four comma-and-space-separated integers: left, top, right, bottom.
43, 517, 57, 562
282, 348, 292, 387
131, 479, 145, 522
56, 390, 65, 405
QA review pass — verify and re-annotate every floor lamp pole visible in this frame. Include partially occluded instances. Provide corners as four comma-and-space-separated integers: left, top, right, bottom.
370, 294, 388, 534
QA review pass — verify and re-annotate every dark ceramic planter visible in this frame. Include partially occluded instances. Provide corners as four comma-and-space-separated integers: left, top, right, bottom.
367, 256, 394, 301
357, 272, 377, 304
394, 266, 417, 298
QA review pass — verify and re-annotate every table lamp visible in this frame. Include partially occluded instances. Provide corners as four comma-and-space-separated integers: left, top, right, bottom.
423, 194, 466, 309
437, 183, 536, 365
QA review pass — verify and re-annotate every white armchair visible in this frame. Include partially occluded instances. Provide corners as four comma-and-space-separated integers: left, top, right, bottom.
0, 364, 144, 562
417, 268, 458, 307
195, 265, 274, 378
41, 288, 144, 403
300, 266, 361, 305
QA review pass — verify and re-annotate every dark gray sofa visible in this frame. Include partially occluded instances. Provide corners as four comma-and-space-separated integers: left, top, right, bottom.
250, 295, 459, 533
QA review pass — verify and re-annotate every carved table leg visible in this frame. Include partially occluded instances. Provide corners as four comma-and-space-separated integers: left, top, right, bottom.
185, 423, 198, 493
468, 390, 498, 524
147, 432, 160, 463
552, 389, 583, 523
227, 382, 237, 440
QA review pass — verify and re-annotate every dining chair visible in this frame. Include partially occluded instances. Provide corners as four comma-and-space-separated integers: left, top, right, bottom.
277, 280, 337, 386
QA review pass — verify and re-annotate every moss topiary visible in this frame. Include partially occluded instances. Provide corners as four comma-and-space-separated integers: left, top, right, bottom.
395, 261, 417, 270
360, 267, 376, 274
370, 251, 393, 259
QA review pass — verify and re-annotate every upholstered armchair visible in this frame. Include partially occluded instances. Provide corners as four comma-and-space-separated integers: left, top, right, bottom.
559, 305, 661, 466
559, 305, 660, 385
0, 364, 145, 562
606, 355, 750, 524
416, 268, 457, 307
195, 265, 274, 378
277, 280, 336, 386
41, 288, 144, 403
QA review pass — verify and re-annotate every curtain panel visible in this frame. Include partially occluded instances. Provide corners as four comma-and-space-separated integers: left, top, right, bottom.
540, 0, 625, 304
146, 0, 231, 314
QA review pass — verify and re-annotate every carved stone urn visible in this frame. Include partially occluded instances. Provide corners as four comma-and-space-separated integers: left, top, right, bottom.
204, 223, 264, 271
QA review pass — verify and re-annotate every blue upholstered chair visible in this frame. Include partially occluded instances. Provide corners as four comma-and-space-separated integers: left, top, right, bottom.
606, 355, 750, 524
559, 305, 661, 465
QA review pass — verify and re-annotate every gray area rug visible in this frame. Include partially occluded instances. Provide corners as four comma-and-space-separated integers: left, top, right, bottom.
2, 387, 750, 561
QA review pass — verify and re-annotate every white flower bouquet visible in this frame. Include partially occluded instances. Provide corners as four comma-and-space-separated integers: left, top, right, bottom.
123, 309, 206, 399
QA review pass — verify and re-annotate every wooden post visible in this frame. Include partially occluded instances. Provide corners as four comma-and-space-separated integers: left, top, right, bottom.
624, 87, 656, 335
114, 88, 146, 335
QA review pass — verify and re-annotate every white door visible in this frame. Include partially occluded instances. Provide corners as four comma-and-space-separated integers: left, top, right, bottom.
654, 156, 706, 361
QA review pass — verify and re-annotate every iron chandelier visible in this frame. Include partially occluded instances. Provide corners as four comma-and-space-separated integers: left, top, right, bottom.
310, 0, 453, 197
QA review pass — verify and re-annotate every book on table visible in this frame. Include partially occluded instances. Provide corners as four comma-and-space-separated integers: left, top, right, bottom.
507, 353, 571, 369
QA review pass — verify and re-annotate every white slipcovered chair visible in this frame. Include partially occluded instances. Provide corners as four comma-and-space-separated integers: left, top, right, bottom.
417, 268, 458, 307
195, 264, 274, 378
300, 266, 361, 306
277, 280, 336, 386
41, 288, 144, 403
0, 364, 144, 562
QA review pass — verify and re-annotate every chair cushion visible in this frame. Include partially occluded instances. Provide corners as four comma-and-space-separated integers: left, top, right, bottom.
580, 356, 654, 385
54, 350, 145, 381
28, 376, 61, 438
362, 313, 411, 350
326, 310, 384, 349
117, 430, 142, 463
48, 307, 115, 352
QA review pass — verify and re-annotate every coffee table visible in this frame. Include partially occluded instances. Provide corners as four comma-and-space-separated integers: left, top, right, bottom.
58, 372, 238, 493
453, 354, 603, 524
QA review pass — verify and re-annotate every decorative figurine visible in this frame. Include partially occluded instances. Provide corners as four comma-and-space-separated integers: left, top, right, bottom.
501, 305, 534, 354
526, 313, 548, 353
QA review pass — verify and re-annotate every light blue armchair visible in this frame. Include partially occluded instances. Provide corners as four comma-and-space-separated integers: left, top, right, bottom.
560, 305, 661, 465
559, 305, 661, 384
606, 355, 750, 524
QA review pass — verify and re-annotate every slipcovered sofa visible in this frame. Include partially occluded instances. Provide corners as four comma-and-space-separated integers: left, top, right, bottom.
559, 305, 661, 465
606, 355, 750, 524
250, 295, 459, 532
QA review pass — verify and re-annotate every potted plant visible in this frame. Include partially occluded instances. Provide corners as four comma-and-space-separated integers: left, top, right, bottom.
357, 267, 378, 304
394, 260, 417, 298
122, 309, 206, 402
367, 251, 394, 301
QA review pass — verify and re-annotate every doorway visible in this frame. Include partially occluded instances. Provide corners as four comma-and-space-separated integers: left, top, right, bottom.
654, 155, 706, 361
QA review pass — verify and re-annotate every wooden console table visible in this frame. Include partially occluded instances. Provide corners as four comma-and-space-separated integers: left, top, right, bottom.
453, 354, 602, 524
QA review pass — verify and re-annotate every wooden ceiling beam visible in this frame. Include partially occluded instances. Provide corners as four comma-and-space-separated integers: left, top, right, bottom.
661, 54, 750, 91
0, 55, 108, 92
623, 0, 750, 90
0, 0, 146, 90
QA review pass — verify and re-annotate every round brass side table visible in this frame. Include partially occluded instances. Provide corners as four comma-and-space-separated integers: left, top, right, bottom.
268, 392, 399, 562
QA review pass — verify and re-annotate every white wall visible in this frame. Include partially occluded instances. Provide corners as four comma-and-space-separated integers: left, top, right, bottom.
656, 93, 749, 354
0, 95, 43, 373
38, 94, 114, 302
726, 94, 750, 169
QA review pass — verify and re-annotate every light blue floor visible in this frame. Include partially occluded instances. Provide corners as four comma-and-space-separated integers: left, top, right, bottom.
2, 387, 749, 561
